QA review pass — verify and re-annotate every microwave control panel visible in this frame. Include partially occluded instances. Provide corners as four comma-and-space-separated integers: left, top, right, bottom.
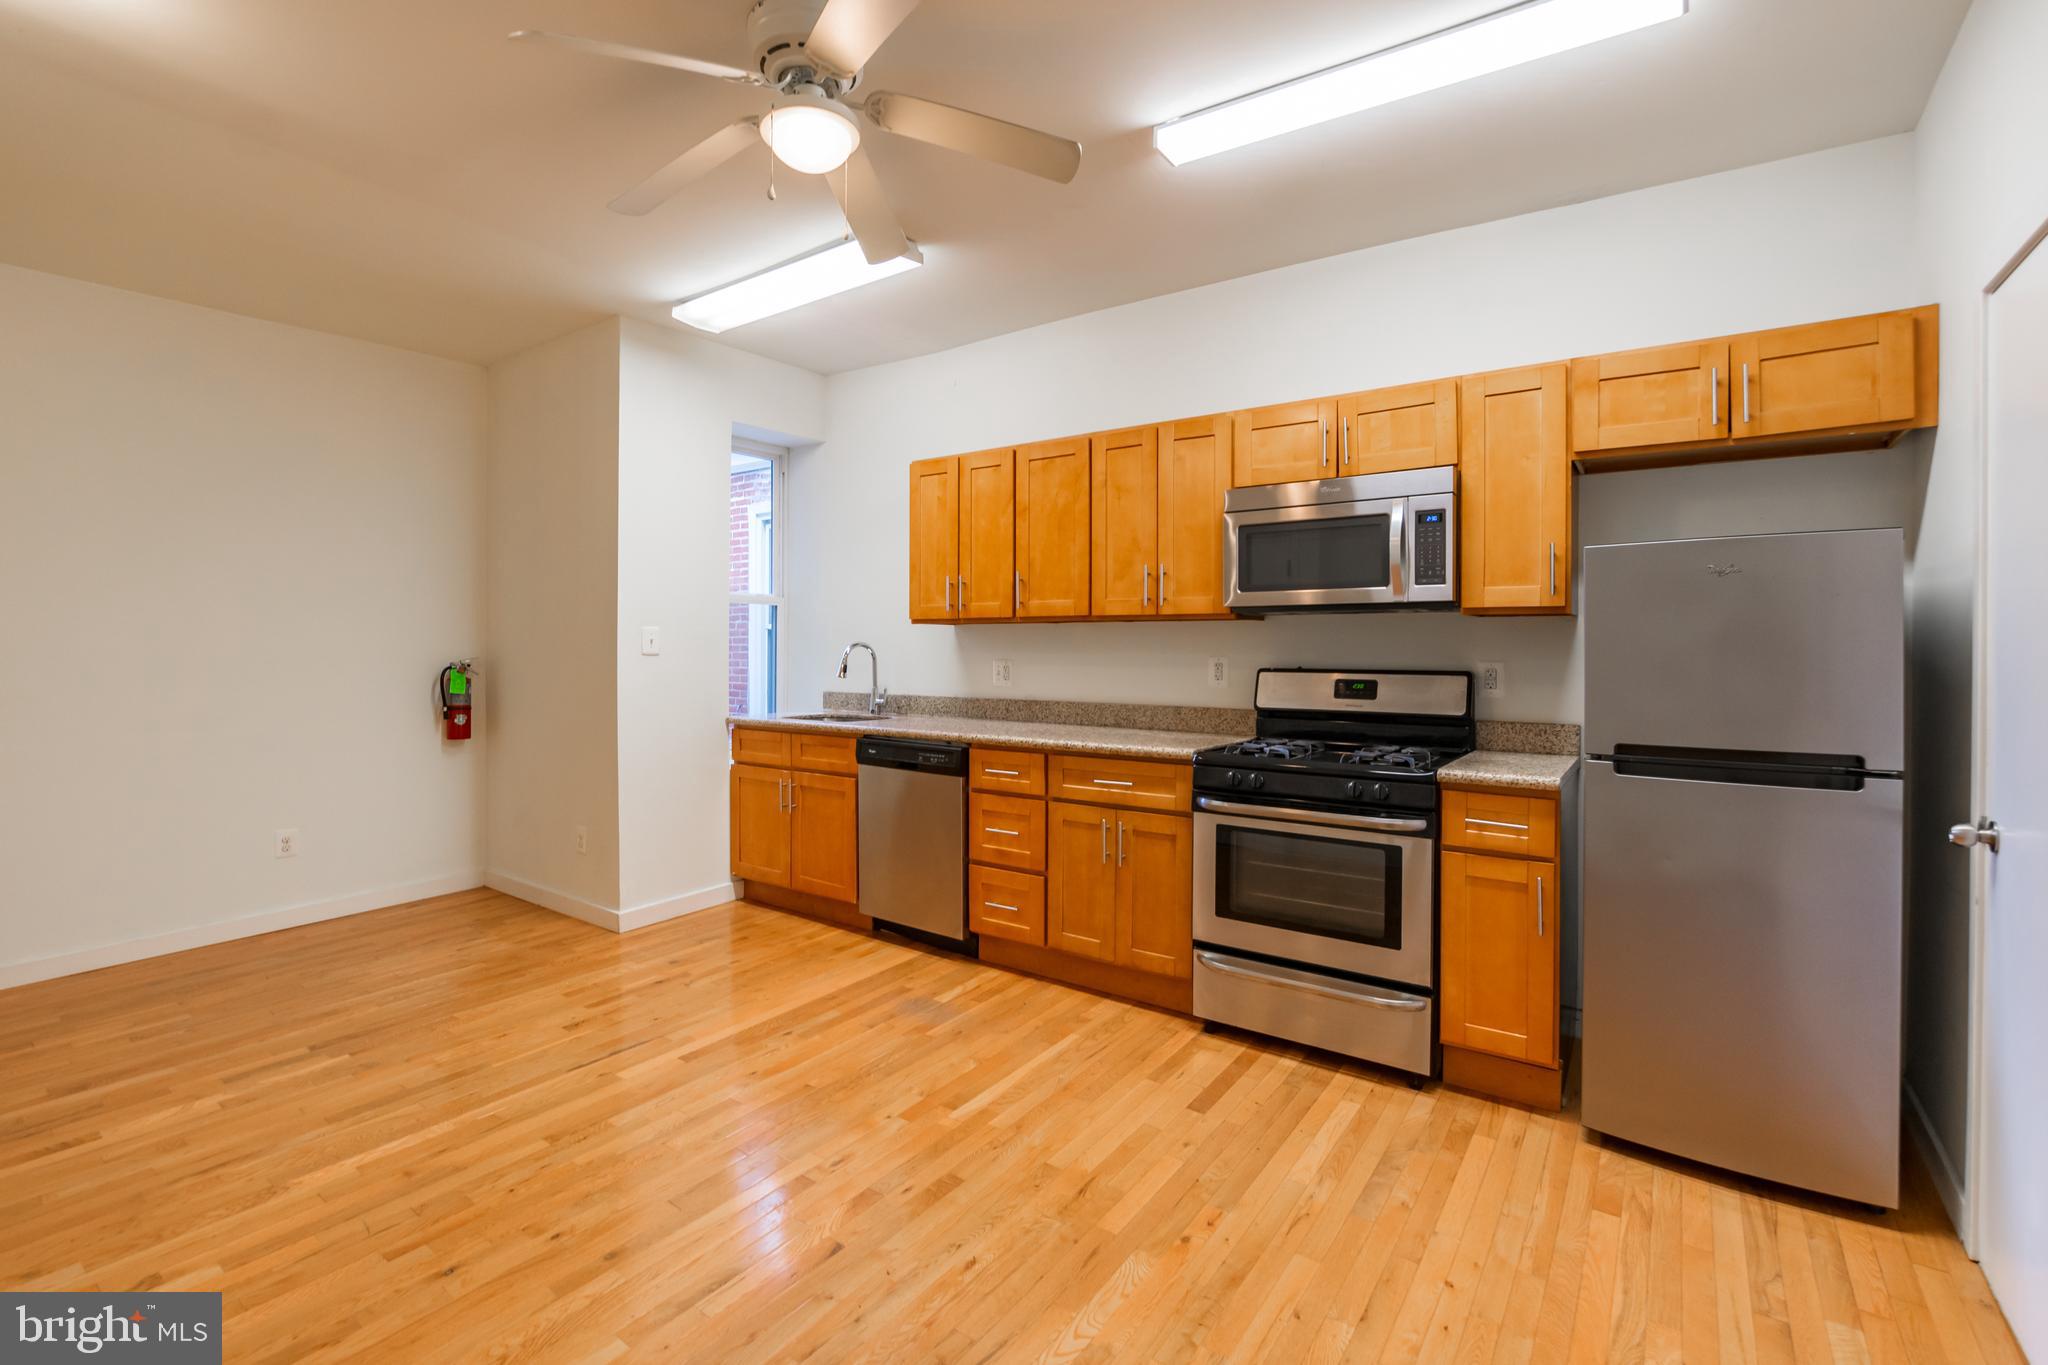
1413, 507, 1449, 586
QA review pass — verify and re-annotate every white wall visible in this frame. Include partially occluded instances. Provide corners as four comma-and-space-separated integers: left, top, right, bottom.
0, 263, 486, 982
484, 319, 622, 913
792, 136, 1927, 722
1904, 0, 2048, 1232
615, 320, 823, 919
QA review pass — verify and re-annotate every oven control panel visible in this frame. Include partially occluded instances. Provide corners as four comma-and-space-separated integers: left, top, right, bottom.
1413, 507, 1449, 586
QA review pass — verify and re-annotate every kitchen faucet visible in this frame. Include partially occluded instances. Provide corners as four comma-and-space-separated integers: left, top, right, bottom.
836, 642, 888, 715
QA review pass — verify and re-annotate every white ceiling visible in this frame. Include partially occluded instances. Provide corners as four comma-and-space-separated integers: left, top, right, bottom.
0, 0, 1967, 374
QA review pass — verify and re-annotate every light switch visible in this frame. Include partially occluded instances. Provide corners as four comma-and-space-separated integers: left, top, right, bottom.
640, 626, 660, 656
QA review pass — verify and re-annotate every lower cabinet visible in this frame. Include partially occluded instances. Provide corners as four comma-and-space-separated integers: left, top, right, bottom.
1047, 800, 1192, 978
730, 763, 793, 886
789, 771, 858, 902
729, 731, 859, 905
969, 863, 1046, 946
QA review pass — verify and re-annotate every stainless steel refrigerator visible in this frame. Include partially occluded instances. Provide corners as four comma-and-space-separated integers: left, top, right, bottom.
1581, 528, 1905, 1207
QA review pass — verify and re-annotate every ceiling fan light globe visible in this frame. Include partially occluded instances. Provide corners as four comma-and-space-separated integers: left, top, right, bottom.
760, 103, 862, 175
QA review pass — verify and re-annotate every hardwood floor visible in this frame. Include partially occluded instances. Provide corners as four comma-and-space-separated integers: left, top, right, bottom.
0, 889, 2022, 1364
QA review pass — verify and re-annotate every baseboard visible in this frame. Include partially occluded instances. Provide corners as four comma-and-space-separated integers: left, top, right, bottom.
1905, 1079, 1969, 1241
483, 870, 735, 934
0, 870, 483, 991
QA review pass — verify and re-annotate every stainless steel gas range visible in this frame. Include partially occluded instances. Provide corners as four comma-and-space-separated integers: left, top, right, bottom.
1190, 669, 1475, 1079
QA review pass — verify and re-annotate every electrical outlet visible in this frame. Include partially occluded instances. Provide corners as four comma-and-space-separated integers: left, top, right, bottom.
1477, 661, 1506, 699
574, 825, 588, 855
1207, 657, 1228, 688
992, 659, 1013, 687
639, 626, 660, 656
275, 828, 298, 859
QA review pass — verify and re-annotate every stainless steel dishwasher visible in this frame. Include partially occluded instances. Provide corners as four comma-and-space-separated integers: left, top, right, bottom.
856, 737, 968, 946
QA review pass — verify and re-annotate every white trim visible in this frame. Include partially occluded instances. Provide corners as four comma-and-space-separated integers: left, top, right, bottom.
1907, 1079, 1968, 1234
0, 871, 483, 991
731, 434, 791, 460
484, 870, 737, 934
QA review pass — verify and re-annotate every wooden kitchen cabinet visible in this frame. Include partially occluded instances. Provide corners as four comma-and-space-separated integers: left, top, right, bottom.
729, 729, 859, 906
1016, 438, 1092, 617
1114, 810, 1193, 979
730, 762, 794, 887
969, 863, 1046, 946
1460, 364, 1573, 615
958, 447, 1016, 620
1730, 310, 1917, 440
1440, 850, 1558, 1068
908, 456, 959, 622
1090, 425, 1159, 616
1571, 340, 1730, 456
1156, 414, 1234, 616
1338, 379, 1458, 476
1232, 398, 1336, 487
1047, 800, 1118, 960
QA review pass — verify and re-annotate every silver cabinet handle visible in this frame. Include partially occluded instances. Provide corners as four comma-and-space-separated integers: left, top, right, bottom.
1709, 365, 1719, 427
1099, 817, 1108, 863
1536, 874, 1546, 938
1194, 797, 1428, 834
1014, 571, 1022, 615
1464, 817, 1530, 831
984, 826, 1021, 837
1143, 563, 1151, 607
1549, 542, 1558, 598
945, 575, 953, 612
1117, 819, 1126, 866
1159, 562, 1168, 603
1092, 778, 1134, 787
1320, 417, 1329, 468
1741, 362, 1752, 425
777, 776, 789, 812
983, 767, 1021, 777
983, 900, 1020, 913
958, 573, 966, 608
1196, 951, 1429, 1011
1341, 414, 1350, 469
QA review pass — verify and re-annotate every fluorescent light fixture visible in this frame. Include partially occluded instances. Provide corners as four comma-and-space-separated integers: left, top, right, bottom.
1153, 0, 1687, 165
671, 237, 923, 333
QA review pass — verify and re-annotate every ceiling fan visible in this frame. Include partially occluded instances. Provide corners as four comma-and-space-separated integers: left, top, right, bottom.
512, 0, 1083, 264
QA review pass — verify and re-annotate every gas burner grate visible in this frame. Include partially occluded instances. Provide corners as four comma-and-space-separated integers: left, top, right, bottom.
1226, 739, 1326, 760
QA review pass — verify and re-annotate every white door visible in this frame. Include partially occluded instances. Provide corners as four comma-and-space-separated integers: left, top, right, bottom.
1972, 224, 2048, 1358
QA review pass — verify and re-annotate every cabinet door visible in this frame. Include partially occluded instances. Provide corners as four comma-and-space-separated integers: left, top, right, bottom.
1440, 852, 1558, 1067
958, 447, 1015, 620
1090, 425, 1159, 616
1157, 415, 1233, 616
1015, 438, 1091, 617
1571, 341, 1729, 454
1046, 800, 1117, 961
1460, 364, 1572, 614
730, 764, 792, 888
789, 771, 858, 903
969, 865, 1045, 946
1339, 380, 1457, 476
1231, 398, 1336, 486
1113, 811, 1192, 978
1730, 311, 1916, 440
908, 456, 959, 622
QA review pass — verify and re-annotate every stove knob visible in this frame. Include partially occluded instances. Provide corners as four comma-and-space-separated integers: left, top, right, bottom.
1225, 770, 1243, 789
1344, 780, 1364, 800
1245, 772, 1266, 791
1371, 782, 1392, 802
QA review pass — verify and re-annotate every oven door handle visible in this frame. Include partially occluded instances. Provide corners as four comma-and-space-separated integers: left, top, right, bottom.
1194, 796, 1428, 834
1196, 951, 1429, 1011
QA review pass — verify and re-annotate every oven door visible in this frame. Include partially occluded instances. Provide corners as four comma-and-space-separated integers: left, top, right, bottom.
1224, 496, 1406, 611
1193, 797, 1434, 988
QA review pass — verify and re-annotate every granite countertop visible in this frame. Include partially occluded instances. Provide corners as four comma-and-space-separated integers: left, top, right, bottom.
1438, 751, 1580, 793
728, 711, 1240, 761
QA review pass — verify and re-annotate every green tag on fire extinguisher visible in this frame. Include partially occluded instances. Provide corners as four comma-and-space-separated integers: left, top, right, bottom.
448, 668, 468, 695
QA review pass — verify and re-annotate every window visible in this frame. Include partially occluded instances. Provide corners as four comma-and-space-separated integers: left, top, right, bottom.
728, 444, 783, 715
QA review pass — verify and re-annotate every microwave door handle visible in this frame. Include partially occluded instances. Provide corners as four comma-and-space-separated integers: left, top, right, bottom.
1387, 500, 1407, 598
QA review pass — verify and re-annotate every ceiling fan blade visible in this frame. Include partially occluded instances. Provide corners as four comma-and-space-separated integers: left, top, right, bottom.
803, 0, 922, 76
610, 119, 761, 216
508, 30, 753, 83
863, 92, 1081, 183
830, 147, 911, 264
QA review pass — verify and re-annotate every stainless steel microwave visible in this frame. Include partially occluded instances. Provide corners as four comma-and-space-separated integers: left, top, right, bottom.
1223, 467, 1456, 613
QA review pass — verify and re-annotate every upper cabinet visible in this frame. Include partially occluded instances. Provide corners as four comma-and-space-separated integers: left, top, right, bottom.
1730, 311, 1918, 439
958, 448, 1016, 620
1461, 364, 1572, 615
1571, 340, 1729, 455
907, 456, 959, 623
1090, 426, 1159, 616
1156, 415, 1234, 616
1232, 399, 1336, 487
1016, 438, 1092, 618
1339, 380, 1458, 477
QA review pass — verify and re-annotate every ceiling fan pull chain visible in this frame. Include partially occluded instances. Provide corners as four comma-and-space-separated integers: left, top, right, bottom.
766, 115, 777, 201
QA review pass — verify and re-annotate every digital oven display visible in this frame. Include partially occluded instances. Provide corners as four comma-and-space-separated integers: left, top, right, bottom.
1333, 679, 1379, 700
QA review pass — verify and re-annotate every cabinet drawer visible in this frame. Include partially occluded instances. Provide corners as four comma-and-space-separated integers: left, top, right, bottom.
971, 746, 1046, 797
970, 791, 1046, 871
731, 726, 792, 768
791, 732, 857, 776
969, 864, 1045, 946
1046, 754, 1193, 812
1442, 788, 1558, 860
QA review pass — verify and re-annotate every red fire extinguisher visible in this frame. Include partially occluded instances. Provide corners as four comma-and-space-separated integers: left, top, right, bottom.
438, 660, 475, 741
